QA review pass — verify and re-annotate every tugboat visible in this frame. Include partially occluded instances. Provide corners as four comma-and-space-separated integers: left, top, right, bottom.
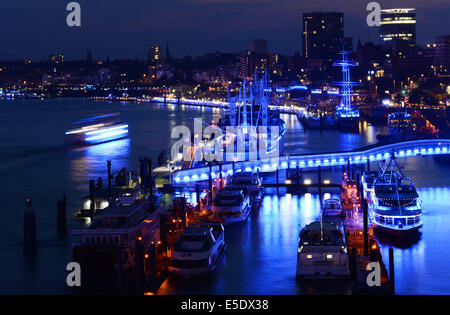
65, 113, 128, 146
368, 154, 423, 235
210, 187, 251, 225
169, 223, 226, 278
296, 220, 350, 278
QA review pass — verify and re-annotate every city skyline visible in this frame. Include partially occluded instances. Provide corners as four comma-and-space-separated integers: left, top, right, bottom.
1, 0, 449, 61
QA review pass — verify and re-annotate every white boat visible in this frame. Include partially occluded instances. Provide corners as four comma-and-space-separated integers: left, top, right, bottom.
228, 171, 262, 201
361, 171, 379, 200
296, 220, 350, 279
169, 223, 226, 278
210, 188, 251, 225
322, 198, 343, 217
369, 156, 423, 235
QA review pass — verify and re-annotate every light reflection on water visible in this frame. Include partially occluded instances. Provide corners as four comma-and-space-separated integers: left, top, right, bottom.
1, 99, 450, 294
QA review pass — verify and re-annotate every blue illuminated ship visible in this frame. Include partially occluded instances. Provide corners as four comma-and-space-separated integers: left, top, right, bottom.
65, 113, 128, 146
333, 51, 361, 129
217, 74, 287, 160
368, 154, 423, 235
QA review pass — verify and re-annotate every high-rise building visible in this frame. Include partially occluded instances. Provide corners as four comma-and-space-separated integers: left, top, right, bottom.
379, 8, 416, 58
302, 12, 344, 61
49, 53, 64, 64
436, 35, 450, 75
250, 39, 268, 55
148, 45, 162, 63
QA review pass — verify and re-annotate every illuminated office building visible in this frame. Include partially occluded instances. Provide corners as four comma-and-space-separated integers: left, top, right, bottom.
302, 12, 344, 61
379, 8, 416, 58
148, 45, 162, 64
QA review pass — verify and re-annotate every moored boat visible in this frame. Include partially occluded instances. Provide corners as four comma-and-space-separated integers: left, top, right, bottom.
210, 187, 251, 225
296, 220, 350, 279
168, 222, 226, 278
368, 156, 423, 235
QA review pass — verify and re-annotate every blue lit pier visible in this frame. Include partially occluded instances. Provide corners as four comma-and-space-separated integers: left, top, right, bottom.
172, 139, 450, 184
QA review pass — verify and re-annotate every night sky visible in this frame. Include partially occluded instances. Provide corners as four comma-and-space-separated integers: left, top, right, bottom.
1, 0, 449, 61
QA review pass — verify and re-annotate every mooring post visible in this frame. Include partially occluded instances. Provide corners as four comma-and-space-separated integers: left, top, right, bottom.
195, 184, 200, 211
149, 243, 157, 291
347, 159, 351, 178
276, 167, 279, 195
24, 198, 36, 251
351, 247, 357, 285
107, 160, 112, 198
232, 161, 235, 174
139, 158, 145, 191
89, 180, 96, 219
389, 248, 395, 295
356, 173, 361, 196
318, 166, 322, 204
160, 213, 167, 252
135, 239, 144, 292
57, 194, 67, 235
116, 246, 123, 291
219, 163, 223, 188
208, 164, 213, 202
363, 199, 369, 256
148, 159, 153, 194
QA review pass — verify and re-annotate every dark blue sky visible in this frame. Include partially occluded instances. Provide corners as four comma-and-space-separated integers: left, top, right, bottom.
1, 0, 449, 60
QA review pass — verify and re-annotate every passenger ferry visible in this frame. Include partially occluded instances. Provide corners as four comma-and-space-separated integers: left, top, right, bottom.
322, 198, 343, 217
368, 156, 423, 235
65, 113, 128, 146
210, 187, 251, 225
169, 223, 226, 278
296, 220, 350, 279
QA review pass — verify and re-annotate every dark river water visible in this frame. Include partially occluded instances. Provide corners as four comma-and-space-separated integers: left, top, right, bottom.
0, 98, 449, 294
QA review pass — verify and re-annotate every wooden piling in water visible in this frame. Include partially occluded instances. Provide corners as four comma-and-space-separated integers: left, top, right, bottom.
389, 248, 395, 295
363, 199, 369, 256
57, 194, 67, 235
89, 180, 96, 220
219, 163, 223, 188
318, 166, 322, 203
148, 243, 157, 291
208, 164, 213, 201
195, 184, 200, 210
351, 247, 357, 285
116, 246, 123, 290
160, 213, 168, 251
107, 160, 112, 198
135, 239, 144, 292
276, 167, 279, 195
24, 198, 36, 251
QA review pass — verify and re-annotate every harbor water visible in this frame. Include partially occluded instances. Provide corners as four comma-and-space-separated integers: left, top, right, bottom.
1, 98, 449, 294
